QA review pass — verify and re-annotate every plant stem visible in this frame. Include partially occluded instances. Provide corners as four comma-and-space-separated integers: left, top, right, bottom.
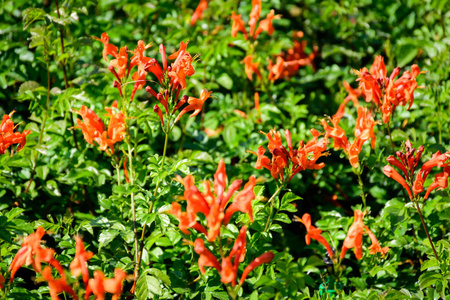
25, 61, 51, 193
385, 123, 395, 153
356, 171, 367, 210
263, 184, 284, 232
136, 117, 171, 274
54, 0, 79, 149
128, 142, 140, 280
413, 199, 439, 261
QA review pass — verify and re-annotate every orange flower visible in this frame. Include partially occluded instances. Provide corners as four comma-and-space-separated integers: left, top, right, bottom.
424, 166, 450, 200
242, 55, 262, 81
231, 12, 248, 40
9, 227, 65, 282
109, 47, 128, 79
253, 9, 279, 40
93, 32, 118, 62
85, 269, 127, 300
0, 111, 31, 155
42, 266, 78, 300
69, 236, 94, 287
194, 238, 222, 274
248, 0, 261, 36
171, 160, 255, 241
175, 89, 212, 123
321, 117, 348, 151
383, 165, 413, 200
190, 0, 208, 26
354, 56, 424, 123
74, 102, 125, 154
365, 226, 389, 256
251, 128, 328, 181
297, 214, 334, 258
239, 252, 274, 283
340, 210, 364, 260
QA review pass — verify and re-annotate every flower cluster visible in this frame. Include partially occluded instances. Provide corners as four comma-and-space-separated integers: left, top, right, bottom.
298, 211, 389, 260
268, 31, 318, 81
354, 55, 424, 123
231, 1, 280, 41
94, 33, 211, 127
0, 111, 31, 155
9, 227, 127, 300
250, 128, 329, 181
74, 101, 125, 155
383, 140, 450, 200
170, 160, 273, 286
321, 106, 379, 168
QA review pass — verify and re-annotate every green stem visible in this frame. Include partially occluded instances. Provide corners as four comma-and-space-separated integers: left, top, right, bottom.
356, 171, 366, 210
128, 142, 140, 280
136, 117, 171, 274
413, 199, 439, 262
385, 122, 395, 153
25, 61, 51, 193
263, 184, 285, 232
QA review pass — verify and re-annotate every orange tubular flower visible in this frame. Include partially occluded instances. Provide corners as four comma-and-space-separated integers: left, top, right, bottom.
239, 252, 274, 284
93, 32, 118, 62
231, 12, 248, 40
248, 0, 261, 36
194, 239, 222, 274
0, 111, 31, 155
340, 210, 364, 260
190, 0, 208, 26
109, 47, 128, 79
85, 269, 127, 300
242, 55, 262, 81
175, 89, 212, 123
171, 160, 256, 242
251, 128, 328, 181
365, 226, 389, 256
383, 165, 413, 200
354, 56, 424, 123
42, 266, 78, 300
253, 9, 279, 40
297, 214, 334, 258
69, 236, 94, 287
74, 103, 125, 154
9, 227, 65, 282
321, 117, 348, 151
424, 167, 450, 200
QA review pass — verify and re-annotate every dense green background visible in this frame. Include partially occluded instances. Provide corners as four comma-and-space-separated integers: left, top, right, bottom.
1, 0, 450, 299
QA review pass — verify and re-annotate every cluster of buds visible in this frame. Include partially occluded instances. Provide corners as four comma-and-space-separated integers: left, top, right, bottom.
9, 227, 127, 300
170, 160, 273, 286
73, 101, 125, 155
268, 31, 318, 81
94, 33, 211, 128
0, 111, 31, 155
354, 56, 424, 123
298, 211, 389, 261
231, 1, 280, 41
321, 106, 379, 168
383, 140, 450, 201
250, 128, 329, 182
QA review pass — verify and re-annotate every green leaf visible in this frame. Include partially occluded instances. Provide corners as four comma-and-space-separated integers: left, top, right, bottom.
136, 275, 162, 300
217, 73, 233, 90
419, 272, 441, 290
98, 229, 119, 251
23, 8, 46, 30
18, 81, 40, 96
147, 268, 171, 287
